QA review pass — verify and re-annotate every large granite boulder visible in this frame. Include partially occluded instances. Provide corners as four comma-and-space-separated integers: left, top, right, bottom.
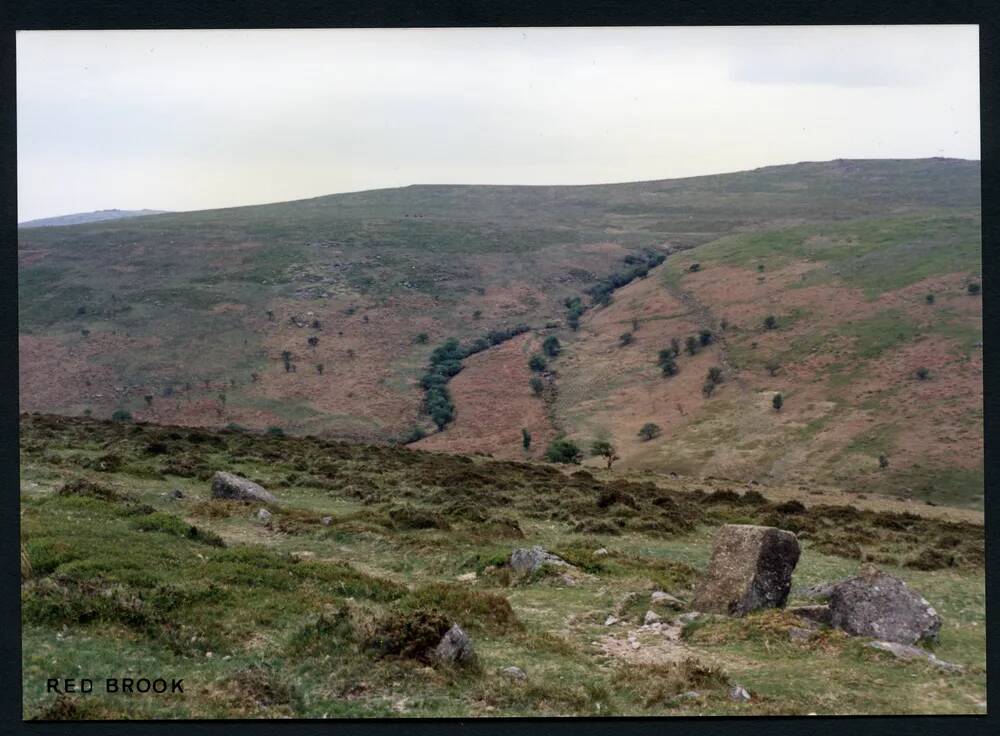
691, 524, 801, 616
509, 546, 569, 576
827, 565, 941, 644
210, 471, 277, 504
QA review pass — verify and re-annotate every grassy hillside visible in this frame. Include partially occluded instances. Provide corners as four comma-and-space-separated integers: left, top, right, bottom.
18, 158, 982, 504
20, 415, 985, 718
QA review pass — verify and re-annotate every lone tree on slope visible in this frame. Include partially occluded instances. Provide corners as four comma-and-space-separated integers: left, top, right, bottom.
591, 440, 620, 470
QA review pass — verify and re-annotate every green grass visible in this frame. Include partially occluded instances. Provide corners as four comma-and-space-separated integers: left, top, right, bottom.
19, 414, 985, 718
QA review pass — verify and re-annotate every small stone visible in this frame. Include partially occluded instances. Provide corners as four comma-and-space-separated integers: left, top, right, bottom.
594, 547, 609, 556
321, 516, 333, 526
500, 666, 527, 681
681, 691, 701, 699
643, 610, 661, 625
650, 591, 684, 608
729, 684, 751, 702
256, 508, 272, 522
604, 615, 619, 627
170, 489, 184, 499
677, 612, 702, 625
456, 572, 477, 582
865, 640, 964, 673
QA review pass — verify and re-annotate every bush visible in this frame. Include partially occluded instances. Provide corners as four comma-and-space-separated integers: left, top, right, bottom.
638, 423, 662, 441
529, 354, 548, 372
701, 381, 716, 398
413, 332, 429, 344
521, 428, 531, 450
925, 293, 935, 304
542, 335, 561, 358
689, 263, 701, 272
968, 282, 981, 295
915, 367, 930, 380
111, 409, 133, 423
365, 608, 452, 662
545, 439, 583, 464
698, 329, 713, 346
765, 362, 780, 377
706, 366, 723, 385
619, 332, 634, 347
266, 426, 285, 436
529, 376, 545, 396
772, 393, 783, 411
658, 350, 678, 377
590, 440, 619, 469
763, 315, 778, 330
685, 336, 699, 356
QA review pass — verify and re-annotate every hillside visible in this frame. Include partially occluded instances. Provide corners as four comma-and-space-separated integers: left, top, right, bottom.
18, 209, 170, 228
19, 414, 985, 718
18, 158, 982, 506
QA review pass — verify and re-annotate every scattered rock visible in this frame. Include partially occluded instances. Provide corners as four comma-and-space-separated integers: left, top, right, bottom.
828, 566, 941, 644
211, 471, 277, 504
865, 641, 964, 673
677, 612, 702, 625
500, 666, 527, 681
594, 548, 609, 557
557, 573, 578, 587
650, 591, 684, 608
456, 572, 477, 582
434, 625, 475, 665
170, 488, 184, 499
643, 610, 661, 625
509, 546, 570, 576
681, 691, 701, 700
729, 684, 751, 702
691, 524, 801, 617
256, 508, 272, 522
321, 516, 333, 526
604, 615, 619, 627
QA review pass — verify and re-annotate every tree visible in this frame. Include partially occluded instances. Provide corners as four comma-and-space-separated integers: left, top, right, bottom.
772, 393, 784, 412
414, 332, 429, 344
757, 263, 765, 273
266, 310, 274, 321
658, 349, 678, 377
706, 366, 723, 385
111, 409, 133, 423
281, 350, 293, 372
670, 337, 681, 355
529, 354, 548, 372
545, 438, 582, 464
699, 329, 713, 346
529, 376, 545, 396
702, 381, 716, 398
542, 335, 561, 358
143, 395, 153, 407
591, 440, 619, 469
638, 422, 662, 441
522, 428, 532, 450
968, 282, 981, 295
878, 453, 890, 470
763, 315, 778, 330
915, 367, 930, 380
685, 336, 699, 356
925, 293, 935, 304
619, 332, 634, 347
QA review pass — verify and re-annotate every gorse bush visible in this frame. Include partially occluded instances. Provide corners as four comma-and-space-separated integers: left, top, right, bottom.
638, 423, 662, 441
545, 439, 583, 464
542, 335, 561, 358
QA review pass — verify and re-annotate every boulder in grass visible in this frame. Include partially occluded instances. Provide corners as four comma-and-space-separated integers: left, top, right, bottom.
691, 524, 801, 617
211, 471, 277, 504
434, 625, 475, 665
828, 565, 941, 644
509, 546, 570, 576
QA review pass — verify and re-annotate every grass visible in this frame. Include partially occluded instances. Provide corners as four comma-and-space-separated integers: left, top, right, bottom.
20, 413, 985, 718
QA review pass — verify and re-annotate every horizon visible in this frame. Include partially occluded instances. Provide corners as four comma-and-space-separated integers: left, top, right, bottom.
16, 26, 979, 222
17, 155, 982, 224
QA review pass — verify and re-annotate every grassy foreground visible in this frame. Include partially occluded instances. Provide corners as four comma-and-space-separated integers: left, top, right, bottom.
20, 414, 985, 718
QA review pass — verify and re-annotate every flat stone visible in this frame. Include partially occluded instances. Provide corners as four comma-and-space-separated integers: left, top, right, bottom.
256, 507, 272, 522
650, 591, 684, 608
692, 525, 801, 617
604, 615, 620, 627
211, 471, 277, 504
321, 516, 333, 526
500, 666, 527, 680
866, 640, 964, 673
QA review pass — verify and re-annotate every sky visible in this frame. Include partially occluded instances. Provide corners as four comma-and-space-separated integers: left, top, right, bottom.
16, 26, 980, 222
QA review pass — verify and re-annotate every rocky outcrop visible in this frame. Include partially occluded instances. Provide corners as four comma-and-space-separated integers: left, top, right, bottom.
827, 565, 941, 644
691, 525, 801, 617
210, 471, 277, 504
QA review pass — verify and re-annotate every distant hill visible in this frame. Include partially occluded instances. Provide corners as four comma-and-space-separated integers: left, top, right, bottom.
17, 158, 982, 506
18, 208, 170, 228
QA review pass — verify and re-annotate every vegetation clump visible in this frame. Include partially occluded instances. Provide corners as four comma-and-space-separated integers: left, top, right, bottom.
545, 439, 583, 464
638, 423, 662, 441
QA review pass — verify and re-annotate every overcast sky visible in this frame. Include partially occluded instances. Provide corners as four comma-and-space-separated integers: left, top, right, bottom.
17, 26, 980, 222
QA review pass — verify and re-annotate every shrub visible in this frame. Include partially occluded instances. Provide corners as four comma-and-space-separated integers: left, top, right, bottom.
968, 282, 981, 295
545, 439, 583, 464
529, 376, 545, 396
925, 293, 935, 304
772, 393, 783, 411
915, 367, 930, 380
638, 423, 662, 441
698, 329, 713, 346
529, 354, 548, 372
658, 350, 678, 377
757, 264, 765, 272
404, 426, 426, 444
619, 332, 634, 347
701, 381, 716, 398
590, 441, 619, 470
413, 332, 429, 344
763, 315, 778, 330
266, 426, 285, 436
521, 428, 532, 450
307, 336, 319, 347
879, 453, 890, 470
364, 608, 452, 662
111, 409, 133, 423
688, 263, 701, 272
706, 366, 723, 385
685, 336, 699, 356
542, 335, 561, 358
765, 362, 780, 376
